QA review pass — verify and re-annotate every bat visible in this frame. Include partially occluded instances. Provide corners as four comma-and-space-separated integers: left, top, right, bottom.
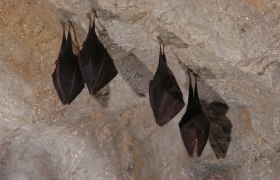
78, 9, 118, 95
149, 38, 185, 126
179, 71, 210, 157
52, 22, 85, 104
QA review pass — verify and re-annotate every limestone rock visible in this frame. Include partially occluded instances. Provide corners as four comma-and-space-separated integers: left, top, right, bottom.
0, 0, 280, 179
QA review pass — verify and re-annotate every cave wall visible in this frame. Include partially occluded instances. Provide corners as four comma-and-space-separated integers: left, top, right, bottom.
0, 0, 280, 179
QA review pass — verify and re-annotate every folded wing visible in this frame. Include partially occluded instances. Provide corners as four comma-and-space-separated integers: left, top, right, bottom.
149, 41, 185, 126
52, 24, 84, 104
78, 12, 118, 95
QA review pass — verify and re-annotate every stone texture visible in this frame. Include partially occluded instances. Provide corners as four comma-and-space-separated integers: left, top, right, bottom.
0, 0, 280, 179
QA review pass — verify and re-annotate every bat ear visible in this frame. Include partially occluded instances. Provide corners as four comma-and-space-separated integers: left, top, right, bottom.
86, 12, 92, 30
86, 12, 95, 36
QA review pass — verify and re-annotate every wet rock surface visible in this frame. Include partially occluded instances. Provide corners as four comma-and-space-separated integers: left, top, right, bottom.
0, 0, 280, 179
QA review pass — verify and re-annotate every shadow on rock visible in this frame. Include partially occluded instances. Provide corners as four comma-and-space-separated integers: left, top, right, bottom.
94, 85, 110, 107
201, 100, 232, 159
98, 28, 153, 98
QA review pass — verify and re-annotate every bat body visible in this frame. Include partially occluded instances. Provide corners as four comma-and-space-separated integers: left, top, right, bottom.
179, 72, 210, 156
78, 12, 118, 95
149, 41, 185, 126
52, 24, 85, 104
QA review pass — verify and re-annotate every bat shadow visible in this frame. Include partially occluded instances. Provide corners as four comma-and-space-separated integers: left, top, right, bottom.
201, 99, 232, 159
97, 28, 154, 103
177, 57, 232, 159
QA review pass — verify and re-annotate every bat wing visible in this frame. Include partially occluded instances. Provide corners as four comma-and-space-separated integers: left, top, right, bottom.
196, 121, 209, 156
191, 76, 210, 130
179, 121, 196, 156
191, 112, 210, 156
179, 113, 210, 157
52, 30, 84, 104
178, 74, 194, 127
79, 21, 118, 95
191, 108, 210, 130
149, 51, 185, 126
149, 79, 185, 126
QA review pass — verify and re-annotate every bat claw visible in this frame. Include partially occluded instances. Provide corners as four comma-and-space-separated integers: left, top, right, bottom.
87, 8, 97, 22
92, 8, 98, 18
157, 36, 165, 54
168, 47, 201, 79
187, 69, 192, 83
186, 67, 200, 79
192, 72, 200, 78
67, 20, 80, 52
86, 12, 92, 20
67, 20, 73, 32
68, 20, 74, 28
60, 21, 66, 31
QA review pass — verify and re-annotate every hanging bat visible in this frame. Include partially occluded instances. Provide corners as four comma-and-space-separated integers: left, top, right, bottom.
149, 38, 185, 126
179, 71, 210, 156
78, 10, 118, 95
52, 22, 85, 104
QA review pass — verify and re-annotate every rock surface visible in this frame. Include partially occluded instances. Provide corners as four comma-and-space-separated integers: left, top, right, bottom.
0, 0, 280, 179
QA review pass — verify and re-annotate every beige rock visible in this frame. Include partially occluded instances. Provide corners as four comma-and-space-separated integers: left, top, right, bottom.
0, 0, 280, 179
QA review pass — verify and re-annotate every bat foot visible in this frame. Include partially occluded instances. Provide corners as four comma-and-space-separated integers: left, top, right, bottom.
86, 12, 92, 21
91, 8, 98, 18
87, 8, 97, 23
67, 20, 74, 28
60, 21, 66, 30
157, 36, 165, 54
192, 72, 200, 78
169, 48, 200, 79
